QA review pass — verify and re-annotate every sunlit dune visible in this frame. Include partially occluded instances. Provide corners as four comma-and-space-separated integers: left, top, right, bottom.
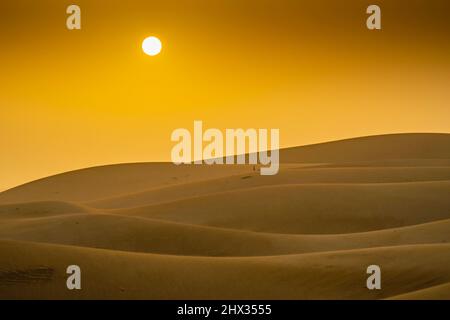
0, 133, 449, 299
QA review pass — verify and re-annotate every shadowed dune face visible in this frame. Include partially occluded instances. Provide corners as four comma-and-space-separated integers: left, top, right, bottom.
88, 166, 450, 209
1, 240, 450, 300
0, 133, 449, 299
116, 181, 450, 234
0, 213, 450, 257
388, 282, 450, 300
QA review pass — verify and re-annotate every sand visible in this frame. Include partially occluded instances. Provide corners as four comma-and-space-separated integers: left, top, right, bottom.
0, 133, 449, 299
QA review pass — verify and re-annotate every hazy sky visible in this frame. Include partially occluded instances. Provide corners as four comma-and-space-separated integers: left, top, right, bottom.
1, 0, 449, 191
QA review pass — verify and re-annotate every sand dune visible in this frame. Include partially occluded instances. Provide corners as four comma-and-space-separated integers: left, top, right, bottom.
0, 212, 449, 257
388, 282, 450, 300
0, 201, 91, 220
280, 133, 450, 164
0, 164, 254, 204
1, 240, 450, 299
312, 158, 450, 168
1, 133, 448, 205
89, 166, 450, 209
0, 133, 449, 299
116, 181, 450, 234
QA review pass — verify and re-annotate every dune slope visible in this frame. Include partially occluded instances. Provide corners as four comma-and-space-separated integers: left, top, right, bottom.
89, 166, 450, 209
1, 240, 450, 299
117, 181, 450, 234
0, 213, 449, 256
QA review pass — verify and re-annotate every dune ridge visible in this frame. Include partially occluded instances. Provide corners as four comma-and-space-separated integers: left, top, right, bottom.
114, 181, 450, 234
0, 212, 450, 257
0, 133, 449, 299
88, 166, 450, 209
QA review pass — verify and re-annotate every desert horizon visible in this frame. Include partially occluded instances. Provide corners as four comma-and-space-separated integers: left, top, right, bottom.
1, 131, 448, 193
1, 132, 450, 299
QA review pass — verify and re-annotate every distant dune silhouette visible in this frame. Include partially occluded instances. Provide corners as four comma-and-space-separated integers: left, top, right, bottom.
0, 133, 449, 299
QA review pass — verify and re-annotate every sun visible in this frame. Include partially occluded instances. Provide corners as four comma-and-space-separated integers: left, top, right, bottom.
142, 36, 162, 56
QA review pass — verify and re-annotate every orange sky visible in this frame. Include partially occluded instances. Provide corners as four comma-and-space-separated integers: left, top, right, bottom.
1, 0, 450, 191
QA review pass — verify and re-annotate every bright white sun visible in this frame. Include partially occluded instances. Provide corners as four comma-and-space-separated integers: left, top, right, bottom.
142, 36, 162, 56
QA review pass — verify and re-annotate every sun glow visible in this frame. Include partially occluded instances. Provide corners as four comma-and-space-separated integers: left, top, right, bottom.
142, 36, 162, 56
